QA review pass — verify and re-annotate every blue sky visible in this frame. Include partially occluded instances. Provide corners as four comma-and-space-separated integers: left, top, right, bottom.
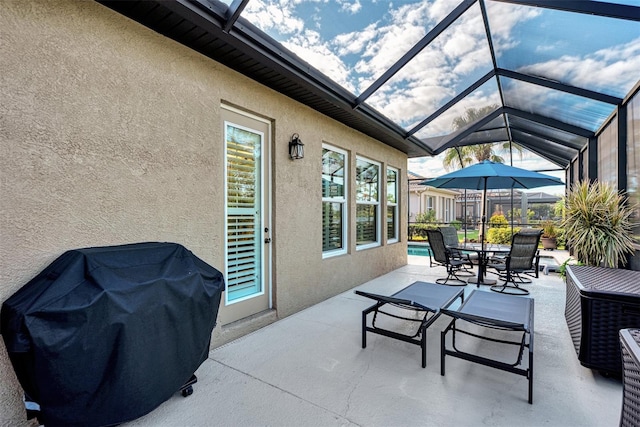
234, 0, 639, 190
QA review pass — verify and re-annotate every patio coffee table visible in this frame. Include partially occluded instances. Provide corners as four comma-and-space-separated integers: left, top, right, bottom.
356, 281, 464, 368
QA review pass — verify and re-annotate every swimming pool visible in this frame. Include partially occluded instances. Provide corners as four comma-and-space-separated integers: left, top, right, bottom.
408, 243, 432, 257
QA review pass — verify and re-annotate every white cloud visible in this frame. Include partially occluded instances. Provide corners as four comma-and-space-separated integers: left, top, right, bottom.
242, 0, 533, 129
283, 30, 355, 91
485, 2, 542, 54
245, 0, 304, 35
414, 89, 502, 138
333, 22, 379, 56
519, 37, 640, 97
353, 2, 498, 127
338, 0, 361, 14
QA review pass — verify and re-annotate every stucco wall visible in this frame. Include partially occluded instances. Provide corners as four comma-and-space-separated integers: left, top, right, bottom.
1, 0, 408, 423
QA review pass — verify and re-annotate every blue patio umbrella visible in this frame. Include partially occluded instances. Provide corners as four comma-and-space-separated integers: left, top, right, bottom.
422, 160, 564, 252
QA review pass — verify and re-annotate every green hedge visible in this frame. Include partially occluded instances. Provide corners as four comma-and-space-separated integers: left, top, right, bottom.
408, 223, 438, 240
487, 227, 520, 244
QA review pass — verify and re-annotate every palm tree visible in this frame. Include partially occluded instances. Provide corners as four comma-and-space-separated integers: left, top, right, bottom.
443, 105, 522, 170
443, 105, 524, 238
442, 145, 474, 171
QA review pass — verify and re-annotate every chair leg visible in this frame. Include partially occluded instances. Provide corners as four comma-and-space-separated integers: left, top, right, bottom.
490, 271, 530, 295
490, 283, 529, 295
456, 264, 475, 277
436, 266, 468, 286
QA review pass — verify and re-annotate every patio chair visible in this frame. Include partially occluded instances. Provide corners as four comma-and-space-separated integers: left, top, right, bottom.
438, 226, 476, 275
356, 281, 464, 368
426, 229, 473, 286
488, 228, 542, 283
440, 290, 534, 404
516, 228, 542, 280
487, 229, 543, 295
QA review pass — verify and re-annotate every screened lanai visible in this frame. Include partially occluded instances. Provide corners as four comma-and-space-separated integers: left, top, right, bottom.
101, 0, 639, 168
99, 0, 640, 254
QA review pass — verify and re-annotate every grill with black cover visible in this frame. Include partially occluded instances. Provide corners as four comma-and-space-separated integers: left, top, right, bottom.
1, 242, 224, 426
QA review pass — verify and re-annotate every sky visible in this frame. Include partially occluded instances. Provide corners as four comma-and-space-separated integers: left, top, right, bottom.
228, 0, 639, 193
408, 150, 567, 196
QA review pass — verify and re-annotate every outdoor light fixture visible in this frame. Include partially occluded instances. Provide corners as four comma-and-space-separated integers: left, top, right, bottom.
289, 133, 304, 160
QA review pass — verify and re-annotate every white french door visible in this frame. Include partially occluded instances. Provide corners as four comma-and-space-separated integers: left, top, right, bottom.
220, 106, 271, 325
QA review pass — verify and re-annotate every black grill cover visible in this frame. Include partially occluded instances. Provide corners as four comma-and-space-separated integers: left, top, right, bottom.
1, 242, 224, 426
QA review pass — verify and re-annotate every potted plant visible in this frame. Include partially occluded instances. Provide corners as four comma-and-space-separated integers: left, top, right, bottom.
562, 181, 635, 267
540, 220, 558, 250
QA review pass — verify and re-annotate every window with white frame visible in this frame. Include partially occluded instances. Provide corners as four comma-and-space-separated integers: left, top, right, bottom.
445, 198, 451, 222
386, 167, 399, 243
322, 144, 348, 257
356, 156, 380, 249
426, 196, 434, 212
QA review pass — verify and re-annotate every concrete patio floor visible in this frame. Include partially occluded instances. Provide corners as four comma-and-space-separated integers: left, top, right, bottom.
126, 251, 622, 426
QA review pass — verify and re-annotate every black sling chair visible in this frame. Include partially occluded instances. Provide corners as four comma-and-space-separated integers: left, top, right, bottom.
438, 226, 476, 276
487, 230, 543, 295
426, 229, 472, 286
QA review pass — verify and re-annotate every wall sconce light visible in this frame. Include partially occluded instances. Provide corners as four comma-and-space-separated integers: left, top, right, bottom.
289, 133, 304, 160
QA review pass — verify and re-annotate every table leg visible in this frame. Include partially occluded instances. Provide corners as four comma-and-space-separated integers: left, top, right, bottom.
467, 250, 497, 286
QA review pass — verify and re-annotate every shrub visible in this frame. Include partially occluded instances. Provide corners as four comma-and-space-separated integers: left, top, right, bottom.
487, 227, 520, 244
556, 228, 566, 249
558, 258, 584, 280
541, 220, 557, 238
450, 220, 462, 230
409, 223, 436, 240
486, 214, 513, 243
488, 214, 508, 228
416, 210, 436, 223
562, 181, 635, 267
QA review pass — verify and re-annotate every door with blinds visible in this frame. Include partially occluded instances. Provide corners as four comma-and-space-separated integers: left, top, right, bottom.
220, 106, 271, 325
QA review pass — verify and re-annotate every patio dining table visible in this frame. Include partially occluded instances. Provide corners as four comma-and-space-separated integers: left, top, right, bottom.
452, 244, 510, 286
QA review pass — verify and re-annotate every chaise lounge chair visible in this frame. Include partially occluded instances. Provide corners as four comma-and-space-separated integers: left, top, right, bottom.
355, 281, 464, 368
440, 290, 535, 403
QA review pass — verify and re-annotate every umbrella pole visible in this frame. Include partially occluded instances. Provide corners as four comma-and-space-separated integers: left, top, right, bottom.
464, 190, 468, 243
481, 178, 487, 255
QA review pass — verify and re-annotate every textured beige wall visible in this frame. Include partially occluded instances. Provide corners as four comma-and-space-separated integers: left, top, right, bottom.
0, 0, 407, 423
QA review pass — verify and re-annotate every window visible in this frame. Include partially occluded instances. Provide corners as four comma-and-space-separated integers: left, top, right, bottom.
387, 167, 399, 243
445, 198, 451, 222
322, 144, 347, 257
356, 156, 380, 249
426, 196, 434, 212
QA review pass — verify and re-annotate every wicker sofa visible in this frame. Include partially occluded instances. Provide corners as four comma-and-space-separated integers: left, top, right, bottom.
620, 329, 640, 427
565, 265, 640, 376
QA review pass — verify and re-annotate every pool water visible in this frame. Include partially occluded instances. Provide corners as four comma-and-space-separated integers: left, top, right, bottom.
408, 244, 432, 257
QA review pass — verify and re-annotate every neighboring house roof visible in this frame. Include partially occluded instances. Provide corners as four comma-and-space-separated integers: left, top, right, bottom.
408, 171, 458, 195
456, 189, 560, 204
97, 0, 639, 165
